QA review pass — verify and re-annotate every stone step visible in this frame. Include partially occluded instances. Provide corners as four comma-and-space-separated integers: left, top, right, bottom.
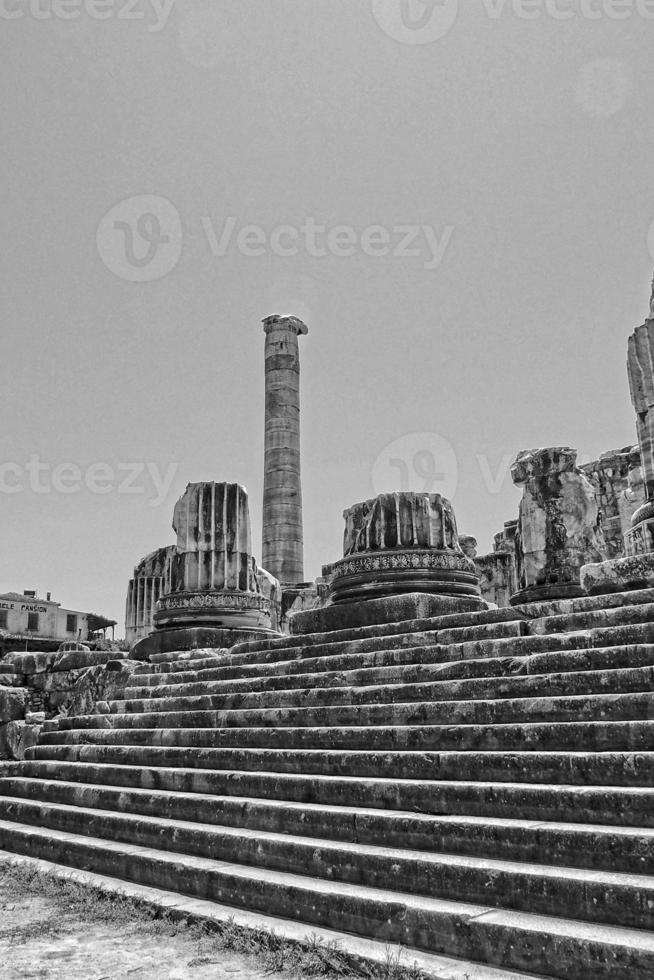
0, 818, 651, 979
108, 665, 654, 716
0, 851, 552, 980
229, 588, 654, 656
134, 604, 654, 679
531, 602, 654, 636
23, 744, 654, 787
128, 638, 537, 689
132, 622, 654, 698
124, 644, 654, 701
136, 620, 526, 676
3, 781, 652, 874
41, 690, 654, 734
7, 763, 654, 826
36, 719, 654, 753
0, 797, 652, 930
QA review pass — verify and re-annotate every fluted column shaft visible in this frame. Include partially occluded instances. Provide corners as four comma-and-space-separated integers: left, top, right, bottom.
171, 482, 256, 593
262, 314, 307, 586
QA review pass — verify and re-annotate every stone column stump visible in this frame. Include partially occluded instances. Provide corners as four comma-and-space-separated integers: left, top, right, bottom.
510, 448, 606, 605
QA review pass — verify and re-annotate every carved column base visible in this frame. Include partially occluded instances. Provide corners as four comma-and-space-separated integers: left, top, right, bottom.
329, 549, 481, 604
153, 590, 272, 631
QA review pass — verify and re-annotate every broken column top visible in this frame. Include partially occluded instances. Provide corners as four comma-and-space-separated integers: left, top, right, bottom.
342, 492, 464, 557
262, 314, 308, 336
511, 447, 578, 486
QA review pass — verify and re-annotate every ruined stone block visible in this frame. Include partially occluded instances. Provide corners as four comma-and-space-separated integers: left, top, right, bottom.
511, 447, 607, 604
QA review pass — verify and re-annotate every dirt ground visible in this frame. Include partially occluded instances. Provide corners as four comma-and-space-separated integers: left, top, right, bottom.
0, 878, 293, 980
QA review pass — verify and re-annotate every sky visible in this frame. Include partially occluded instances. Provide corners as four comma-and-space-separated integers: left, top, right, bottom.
2, 0, 654, 633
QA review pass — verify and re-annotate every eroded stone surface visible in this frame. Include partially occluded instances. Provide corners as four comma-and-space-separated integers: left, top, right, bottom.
261, 314, 307, 588
343, 492, 462, 556
511, 448, 607, 604
328, 493, 481, 607
125, 545, 176, 647
581, 447, 638, 559
628, 319, 654, 501
153, 482, 273, 634
0, 720, 41, 760
581, 553, 654, 596
66, 660, 140, 718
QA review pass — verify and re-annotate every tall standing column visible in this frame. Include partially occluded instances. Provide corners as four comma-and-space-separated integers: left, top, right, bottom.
262, 314, 308, 586
628, 312, 654, 501
625, 285, 654, 554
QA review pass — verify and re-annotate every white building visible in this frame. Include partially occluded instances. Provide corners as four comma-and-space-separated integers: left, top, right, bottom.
0, 591, 115, 645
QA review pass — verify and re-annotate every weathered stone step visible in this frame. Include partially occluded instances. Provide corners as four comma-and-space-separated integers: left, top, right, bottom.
230, 588, 654, 656
0, 850, 562, 980
132, 623, 654, 702
24, 744, 654, 787
136, 620, 526, 677
128, 637, 535, 689
8, 762, 654, 826
3, 781, 652, 874
0, 819, 651, 979
134, 602, 654, 680
36, 719, 654, 754
124, 644, 654, 702
1, 797, 652, 930
531, 602, 654, 636
108, 664, 654, 716
41, 690, 654, 734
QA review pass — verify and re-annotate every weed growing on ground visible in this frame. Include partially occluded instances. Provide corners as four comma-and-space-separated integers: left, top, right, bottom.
0, 862, 438, 980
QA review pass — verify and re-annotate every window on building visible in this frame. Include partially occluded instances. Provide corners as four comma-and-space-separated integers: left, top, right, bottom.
66, 614, 78, 634
0, 611, 6, 629
27, 612, 39, 632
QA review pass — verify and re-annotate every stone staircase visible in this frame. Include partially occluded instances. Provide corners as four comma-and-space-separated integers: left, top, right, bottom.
2, 590, 654, 977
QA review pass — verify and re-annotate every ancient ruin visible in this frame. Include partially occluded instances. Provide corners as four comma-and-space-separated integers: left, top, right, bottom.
131, 481, 279, 659
581, 302, 654, 595
125, 546, 174, 647
509, 447, 607, 603
291, 491, 486, 634
261, 314, 307, 588
6, 280, 654, 978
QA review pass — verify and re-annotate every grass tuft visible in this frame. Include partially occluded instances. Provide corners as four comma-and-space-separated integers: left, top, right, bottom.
0, 862, 442, 979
